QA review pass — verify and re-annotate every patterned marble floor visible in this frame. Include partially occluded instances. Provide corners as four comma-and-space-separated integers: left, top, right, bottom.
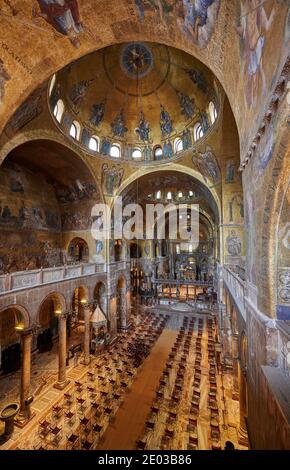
0, 309, 247, 451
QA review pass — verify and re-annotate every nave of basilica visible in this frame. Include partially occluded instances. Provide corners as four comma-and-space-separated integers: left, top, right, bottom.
0, 0, 289, 452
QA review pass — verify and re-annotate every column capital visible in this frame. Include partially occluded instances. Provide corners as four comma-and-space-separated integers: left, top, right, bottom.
16, 327, 33, 337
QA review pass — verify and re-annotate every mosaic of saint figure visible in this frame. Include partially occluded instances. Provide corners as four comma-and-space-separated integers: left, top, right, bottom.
111, 110, 128, 137
178, 91, 195, 119
160, 105, 173, 136
176, 0, 220, 47
50, 82, 61, 110
226, 230, 242, 256
33, 0, 84, 48
182, 128, 192, 150
136, 112, 151, 142
163, 141, 173, 159
96, 240, 103, 255
0, 59, 10, 106
101, 137, 110, 156
144, 145, 152, 161
185, 67, 209, 93
225, 159, 235, 183
90, 100, 106, 127
236, 0, 276, 107
192, 145, 220, 183
81, 128, 90, 146
69, 80, 91, 108
200, 111, 210, 133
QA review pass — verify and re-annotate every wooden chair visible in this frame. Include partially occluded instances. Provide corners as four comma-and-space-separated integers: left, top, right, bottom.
66, 433, 79, 450
136, 439, 146, 450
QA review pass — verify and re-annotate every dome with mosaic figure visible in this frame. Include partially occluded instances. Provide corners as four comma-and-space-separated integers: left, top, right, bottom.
49, 42, 220, 162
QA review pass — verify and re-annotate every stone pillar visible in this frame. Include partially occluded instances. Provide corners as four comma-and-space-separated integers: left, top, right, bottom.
231, 333, 239, 398
109, 295, 117, 336
157, 241, 162, 257
54, 314, 70, 389
238, 362, 248, 446
16, 328, 34, 425
119, 287, 127, 330
82, 305, 91, 365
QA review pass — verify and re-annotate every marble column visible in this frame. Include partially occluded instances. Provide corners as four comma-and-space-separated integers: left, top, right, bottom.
231, 333, 239, 397
54, 314, 70, 389
119, 287, 127, 330
83, 306, 91, 365
238, 362, 248, 446
17, 328, 34, 425
157, 241, 162, 257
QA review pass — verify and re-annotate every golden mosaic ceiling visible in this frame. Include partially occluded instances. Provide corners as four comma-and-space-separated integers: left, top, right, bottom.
52, 42, 219, 147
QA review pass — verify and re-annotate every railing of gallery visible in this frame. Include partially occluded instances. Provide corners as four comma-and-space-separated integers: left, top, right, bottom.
108, 260, 129, 272
153, 279, 213, 287
222, 265, 246, 317
0, 262, 106, 295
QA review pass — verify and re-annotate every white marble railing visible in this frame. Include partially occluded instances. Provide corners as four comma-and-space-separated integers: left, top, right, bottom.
0, 262, 106, 295
222, 265, 246, 321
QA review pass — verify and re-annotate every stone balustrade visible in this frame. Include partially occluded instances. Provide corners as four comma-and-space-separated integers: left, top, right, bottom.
222, 265, 246, 321
0, 262, 106, 295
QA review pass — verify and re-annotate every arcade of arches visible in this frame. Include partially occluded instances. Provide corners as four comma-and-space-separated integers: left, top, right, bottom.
0, 1, 289, 451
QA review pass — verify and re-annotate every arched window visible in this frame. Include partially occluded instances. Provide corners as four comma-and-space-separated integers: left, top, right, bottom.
154, 146, 163, 160
209, 101, 217, 124
89, 136, 99, 152
193, 122, 204, 142
156, 190, 161, 199
132, 148, 142, 159
70, 120, 81, 140
49, 74, 56, 96
176, 244, 180, 254
175, 138, 183, 153
53, 99, 64, 123
110, 144, 121, 158
167, 191, 172, 200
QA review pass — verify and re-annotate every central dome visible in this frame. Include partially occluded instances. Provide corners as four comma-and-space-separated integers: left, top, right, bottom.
49, 42, 220, 160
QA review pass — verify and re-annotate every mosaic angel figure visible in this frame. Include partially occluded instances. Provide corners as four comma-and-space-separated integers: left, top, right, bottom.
111, 110, 128, 137
90, 100, 106, 127
160, 105, 173, 136
136, 112, 151, 142
192, 145, 220, 183
178, 91, 195, 119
